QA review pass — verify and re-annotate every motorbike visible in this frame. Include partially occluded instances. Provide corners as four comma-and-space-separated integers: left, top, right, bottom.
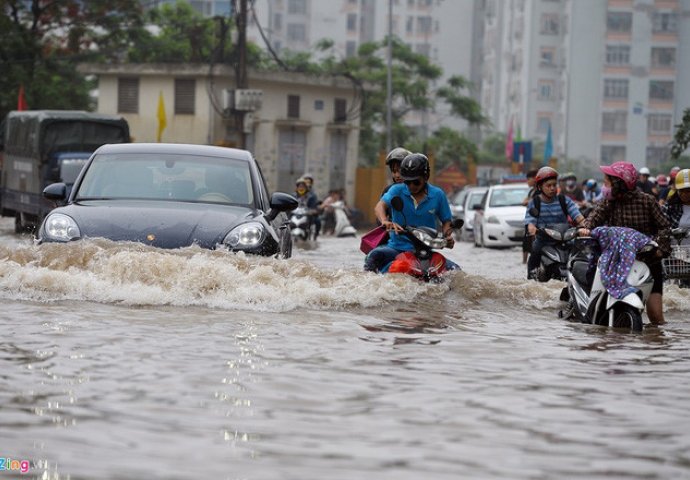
382, 196, 463, 282
331, 200, 357, 237
559, 235, 657, 332
532, 223, 578, 282
663, 227, 690, 288
289, 206, 318, 243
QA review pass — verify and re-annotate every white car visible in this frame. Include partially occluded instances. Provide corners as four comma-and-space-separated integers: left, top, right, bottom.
473, 184, 530, 248
460, 186, 488, 241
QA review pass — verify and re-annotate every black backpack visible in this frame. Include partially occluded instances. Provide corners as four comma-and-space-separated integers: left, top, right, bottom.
529, 194, 570, 223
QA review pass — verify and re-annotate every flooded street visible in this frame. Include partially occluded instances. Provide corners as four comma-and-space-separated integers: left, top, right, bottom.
2, 216, 690, 479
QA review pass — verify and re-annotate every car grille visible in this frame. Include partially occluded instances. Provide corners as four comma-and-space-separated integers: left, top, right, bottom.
507, 220, 524, 228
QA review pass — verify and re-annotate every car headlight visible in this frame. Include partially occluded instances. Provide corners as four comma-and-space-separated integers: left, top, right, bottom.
43, 213, 81, 241
224, 222, 265, 249
487, 216, 501, 224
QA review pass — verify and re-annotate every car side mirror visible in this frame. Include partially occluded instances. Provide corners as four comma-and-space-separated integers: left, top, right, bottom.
43, 182, 67, 203
267, 192, 299, 221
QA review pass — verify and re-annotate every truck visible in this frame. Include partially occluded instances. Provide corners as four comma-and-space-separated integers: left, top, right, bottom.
0, 110, 130, 232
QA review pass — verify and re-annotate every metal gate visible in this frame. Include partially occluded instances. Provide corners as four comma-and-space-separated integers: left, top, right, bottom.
277, 128, 306, 193
329, 131, 348, 191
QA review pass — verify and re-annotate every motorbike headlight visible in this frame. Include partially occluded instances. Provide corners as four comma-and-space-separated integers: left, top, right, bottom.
43, 213, 81, 241
411, 229, 446, 249
224, 222, 265, 249
487, 216, 500, 224
564, 229, 578, 241
543, 228, 562, 241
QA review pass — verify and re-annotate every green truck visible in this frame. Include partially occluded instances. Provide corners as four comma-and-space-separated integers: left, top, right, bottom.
0, 110, 130, 232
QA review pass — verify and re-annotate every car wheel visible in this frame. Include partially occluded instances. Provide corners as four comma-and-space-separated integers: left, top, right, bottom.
278, 227, 293, 259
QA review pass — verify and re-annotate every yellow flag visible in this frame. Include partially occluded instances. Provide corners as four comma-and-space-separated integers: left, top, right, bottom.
156, 92, 167, 142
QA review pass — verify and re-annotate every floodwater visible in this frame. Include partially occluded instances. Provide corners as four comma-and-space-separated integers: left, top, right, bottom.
1, 216, 690, 479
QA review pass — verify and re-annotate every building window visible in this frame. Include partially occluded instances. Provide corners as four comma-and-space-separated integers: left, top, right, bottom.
347, 13, 357, 31
537, 80, 555, 100
406, 16, 414, 33
174, 79, 195, 115
117, 77, 139, 113
646, 146, 669, 168
287, 95, 300, 118
648, 114, 672, 134
606, 45, 630, 65
652, 12, 677, 33
602, 111, 627, 134
273, 13, 282, 31
334, 98, 347, 123
536, 115, 551, 133
345, 41, 357, 57
649, 80, 674, 101
314, 100, 324, 111
607, 11, 632, 32
287, 23, 306, 41
288, 0, 306, 15
651, 47, 675, 67
415, 43, 430, 56
540, 13, 559, 35
603, 79, 629, 99
540, 47, 555, 66
417, 16, 432, 34
601, 145, 626, 164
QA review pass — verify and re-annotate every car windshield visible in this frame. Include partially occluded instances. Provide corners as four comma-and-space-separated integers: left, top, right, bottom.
451, 190, 467, 206
75, 153, 254, 205
489, 187, 529, 207
60, 159, 88, 184
467, 190, 486, 209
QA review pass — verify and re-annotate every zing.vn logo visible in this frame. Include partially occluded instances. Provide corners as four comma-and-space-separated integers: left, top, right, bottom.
0, 457, 30, 474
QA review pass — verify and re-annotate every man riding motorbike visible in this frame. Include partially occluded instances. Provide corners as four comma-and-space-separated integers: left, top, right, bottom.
525, 166, 585, 280
579, 161, 671, 325
364, 153, 457, 273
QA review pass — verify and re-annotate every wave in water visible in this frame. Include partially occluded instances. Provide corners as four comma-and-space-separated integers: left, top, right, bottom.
1, 240, 688, 313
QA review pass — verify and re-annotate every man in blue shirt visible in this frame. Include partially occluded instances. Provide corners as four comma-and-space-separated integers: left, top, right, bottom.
364, 153, 456, 273
525, 166, 585, 279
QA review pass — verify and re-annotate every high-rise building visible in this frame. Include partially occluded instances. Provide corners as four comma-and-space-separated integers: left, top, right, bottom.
481, 0, 690, 170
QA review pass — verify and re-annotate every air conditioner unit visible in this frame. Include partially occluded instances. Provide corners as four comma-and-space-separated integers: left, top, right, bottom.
234, 89, 263, 111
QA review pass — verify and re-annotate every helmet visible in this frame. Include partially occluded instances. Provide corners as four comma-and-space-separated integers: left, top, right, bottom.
656, 174, 669, 187
400, 153, 430, 181
295, 177, 307, 186
675, 169, 690, 190
386, 147, 412, 166
600, 161, 637, 191
670, 166, 681, 181
535, 166, 559, 185
639, 167, 650, 175
562, 171, 576, 181
586, 178, 597, 189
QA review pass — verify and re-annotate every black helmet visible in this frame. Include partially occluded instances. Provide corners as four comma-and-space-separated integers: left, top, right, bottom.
385, 147, 412, 166
400, 153, 430, 181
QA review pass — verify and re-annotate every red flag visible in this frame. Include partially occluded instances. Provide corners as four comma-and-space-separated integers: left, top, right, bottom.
17, 85, 28, 111
505, 116, 514, 161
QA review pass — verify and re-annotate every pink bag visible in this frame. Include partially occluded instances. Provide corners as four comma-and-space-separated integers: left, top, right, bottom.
359, 225, 389, 254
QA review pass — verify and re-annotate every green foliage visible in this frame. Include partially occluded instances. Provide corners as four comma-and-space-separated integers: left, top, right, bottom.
0, 0, 144, 118
671, 108, 690, 160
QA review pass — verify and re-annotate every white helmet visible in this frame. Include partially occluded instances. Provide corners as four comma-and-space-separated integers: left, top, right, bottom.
639, 167, 650, 175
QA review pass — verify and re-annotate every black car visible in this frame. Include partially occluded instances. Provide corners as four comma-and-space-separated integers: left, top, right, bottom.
37, 143, 298, 257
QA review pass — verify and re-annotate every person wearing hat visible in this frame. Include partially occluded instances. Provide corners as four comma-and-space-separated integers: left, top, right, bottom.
364, 153, 457, 273
637, 166, 654, 195
659, 166, 681, 205
663, 169, 690, 239
655, 174, 669, 202
580, 161, 671, 325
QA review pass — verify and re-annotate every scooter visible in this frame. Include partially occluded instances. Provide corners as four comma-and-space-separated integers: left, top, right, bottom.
559, 236, 657, 332
289, 206, 318, 243
532, 223, 578, 282
663, 227, 690, 288
383, 196, 463, 282
331, 200, 357, 237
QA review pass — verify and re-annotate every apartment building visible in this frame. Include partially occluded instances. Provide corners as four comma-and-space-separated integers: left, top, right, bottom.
481, 0, 690, 170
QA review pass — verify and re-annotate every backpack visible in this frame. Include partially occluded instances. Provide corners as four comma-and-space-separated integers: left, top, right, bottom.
530, 194, 572, 225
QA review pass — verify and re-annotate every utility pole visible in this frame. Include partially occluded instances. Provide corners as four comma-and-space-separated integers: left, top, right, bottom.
386, 0, 393, 153
235, 0, 248, 149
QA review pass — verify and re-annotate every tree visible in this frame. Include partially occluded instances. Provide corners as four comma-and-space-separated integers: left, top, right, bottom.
671, 107, 690, 160
0, 0, 145, 119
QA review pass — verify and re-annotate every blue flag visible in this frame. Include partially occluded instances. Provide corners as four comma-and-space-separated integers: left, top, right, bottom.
543, 123, 553, 165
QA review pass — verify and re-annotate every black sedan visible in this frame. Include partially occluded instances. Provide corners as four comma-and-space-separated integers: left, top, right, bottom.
37, 143, 298, 258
